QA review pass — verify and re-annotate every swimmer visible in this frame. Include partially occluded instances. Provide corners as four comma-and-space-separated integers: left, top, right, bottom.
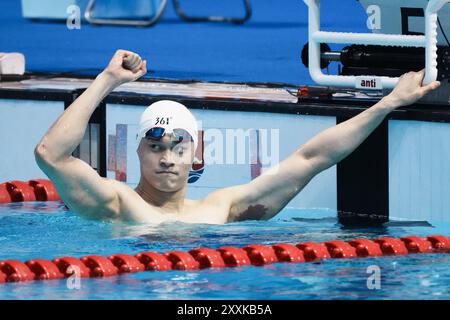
34, 49, 441, 224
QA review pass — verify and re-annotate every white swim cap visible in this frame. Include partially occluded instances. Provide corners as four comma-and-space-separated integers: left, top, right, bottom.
136, 100, 198, 150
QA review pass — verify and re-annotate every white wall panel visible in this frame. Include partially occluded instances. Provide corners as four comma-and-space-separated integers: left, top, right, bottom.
0, 99, 64, 182
389, 120, 450, 221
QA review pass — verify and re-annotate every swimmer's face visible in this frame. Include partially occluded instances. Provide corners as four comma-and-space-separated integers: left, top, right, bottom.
137, 134, 194, 192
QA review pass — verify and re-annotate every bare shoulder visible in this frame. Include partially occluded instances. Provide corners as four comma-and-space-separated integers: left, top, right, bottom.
98, 178, 133, 202
106, 179, 148, 205
201, 186, 237, 206
106, 178, 134, 193
102, 179, 165, 223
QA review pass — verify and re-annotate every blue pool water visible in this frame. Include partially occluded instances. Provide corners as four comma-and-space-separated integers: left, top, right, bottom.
0, 201, 449, 300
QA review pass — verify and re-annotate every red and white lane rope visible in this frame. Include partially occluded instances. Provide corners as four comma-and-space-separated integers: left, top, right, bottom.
1, 235, 449, 284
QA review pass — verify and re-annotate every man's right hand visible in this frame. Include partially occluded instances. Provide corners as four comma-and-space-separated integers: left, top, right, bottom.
100, 49, 147, 86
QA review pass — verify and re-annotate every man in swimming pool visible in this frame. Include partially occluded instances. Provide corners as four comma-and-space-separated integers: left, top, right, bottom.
34, 50, 441, 224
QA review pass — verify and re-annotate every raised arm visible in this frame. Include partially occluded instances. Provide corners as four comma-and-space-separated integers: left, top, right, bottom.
294, 71, 440, 173
35, 50, 147, 220
225, 70, 440, 222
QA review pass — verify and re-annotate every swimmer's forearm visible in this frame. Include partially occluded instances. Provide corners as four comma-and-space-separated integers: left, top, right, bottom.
298, 97, 396, 172
35, 72, 118, 163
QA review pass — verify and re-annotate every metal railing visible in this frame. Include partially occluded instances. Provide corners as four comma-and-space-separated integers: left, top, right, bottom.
84, 0, 251, 26
303, 0, 450, 89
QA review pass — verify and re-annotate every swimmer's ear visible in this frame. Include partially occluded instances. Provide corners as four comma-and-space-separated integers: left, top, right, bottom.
136, 140, 143, 154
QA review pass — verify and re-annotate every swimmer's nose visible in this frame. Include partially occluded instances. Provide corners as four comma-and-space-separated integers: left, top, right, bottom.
159, 150, 175, 168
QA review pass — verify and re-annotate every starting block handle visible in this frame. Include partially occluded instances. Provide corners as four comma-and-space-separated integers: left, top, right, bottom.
303, 0, 449, 89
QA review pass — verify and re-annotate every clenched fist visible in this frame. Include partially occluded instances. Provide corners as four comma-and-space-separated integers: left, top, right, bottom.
101, 49, 147, 86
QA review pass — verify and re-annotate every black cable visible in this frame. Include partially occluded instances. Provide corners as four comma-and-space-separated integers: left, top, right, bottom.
437, 17, 450, 46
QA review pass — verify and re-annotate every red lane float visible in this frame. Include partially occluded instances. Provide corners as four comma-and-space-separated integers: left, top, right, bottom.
0, 183, 12, 203
28, 179, 60, 201
189, 248, 226, 269
53, 257, 91, 278
81, 256, 118, 277
0, 235, 448, 285
0, 179, 60, 203
272, 244, 305, 263
348, 239, 383, 257
0, 270, 6, 283
401, 236, 433, 253
243, 244, 278, 266
324, 240, 357, 259
297, 242, 331, 261
427, 235, 450, 251
0, 260, 35, 282
25, 259, 64, 280
6, 181, 36, 202
135, 252, 172, 271
108, 254, 145, 274
217, 247, 251, 267
165, 251, 200, 270
374, 237, 409, 255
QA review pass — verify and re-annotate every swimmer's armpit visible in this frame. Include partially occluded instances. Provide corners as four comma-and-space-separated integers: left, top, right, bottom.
231, 204, 269, 222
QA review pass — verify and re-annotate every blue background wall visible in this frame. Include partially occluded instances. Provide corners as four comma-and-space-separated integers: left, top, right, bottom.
0, 0, 369, 85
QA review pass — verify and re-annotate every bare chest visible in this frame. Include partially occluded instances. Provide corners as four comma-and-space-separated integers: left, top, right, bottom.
119, 190, 229, 224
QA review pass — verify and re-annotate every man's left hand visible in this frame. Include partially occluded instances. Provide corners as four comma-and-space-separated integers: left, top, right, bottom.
384, 70, 441, 109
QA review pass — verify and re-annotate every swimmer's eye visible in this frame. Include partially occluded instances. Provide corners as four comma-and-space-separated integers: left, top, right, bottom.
149, 144, 162, 152
173, 145, 186, 156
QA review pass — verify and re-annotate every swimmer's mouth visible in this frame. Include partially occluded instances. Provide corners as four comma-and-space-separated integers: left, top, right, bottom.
156, 170, 178, 175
